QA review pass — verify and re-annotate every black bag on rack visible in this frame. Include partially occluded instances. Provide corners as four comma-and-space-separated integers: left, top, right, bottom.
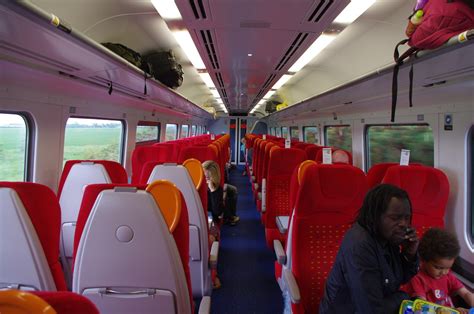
143, 50, 184, 89
102, 42, 153, 76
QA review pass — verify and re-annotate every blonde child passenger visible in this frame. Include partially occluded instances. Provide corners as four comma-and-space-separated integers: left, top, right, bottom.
404, 228, 474, 313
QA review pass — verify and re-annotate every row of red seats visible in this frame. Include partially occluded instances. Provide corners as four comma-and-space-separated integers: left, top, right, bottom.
244, 133, 450, 313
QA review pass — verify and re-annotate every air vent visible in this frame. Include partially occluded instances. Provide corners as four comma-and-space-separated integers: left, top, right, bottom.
252, 73, 277, 105
216, 72, 225, 89
200, 30, 220, 70
189, 0, 207, 19
0, 41, 79, 72
307, 0, 334, 23
274, 33, 309, 71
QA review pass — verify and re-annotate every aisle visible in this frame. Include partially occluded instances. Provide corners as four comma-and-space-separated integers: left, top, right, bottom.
211, 166, 283, 313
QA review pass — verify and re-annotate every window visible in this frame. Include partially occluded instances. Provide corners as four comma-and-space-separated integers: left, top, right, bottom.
191, 125, 197, 136
325, 125, 352, 152
136, 121, 160, 144
197, 125, 202, 135
303, 126, 319, 144
290, 126, 299, 140
276, 127, 281, 137
470, 126, 474, 241
64, 117, 124, 163
281, 127, 289, 139
165, 124, 178, 141
365, 124, 434, 169
180, 125, 189, 138
0, 113, 30, 181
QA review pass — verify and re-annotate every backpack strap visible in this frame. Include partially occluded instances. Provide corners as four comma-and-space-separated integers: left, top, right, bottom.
391, 39, 419, 122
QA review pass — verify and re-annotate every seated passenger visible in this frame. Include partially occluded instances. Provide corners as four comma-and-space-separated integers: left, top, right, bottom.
404, 228, 474, 313
332, 149, 350, 164
320, 184, 419, 314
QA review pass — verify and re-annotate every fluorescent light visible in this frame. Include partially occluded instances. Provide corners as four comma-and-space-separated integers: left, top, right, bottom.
173, 30, 205, 69
258, 99, 266, 105
334, 0, 376, 24
199, 73, 216, 88
210, 89, 220, 98
151, 0, 182, 20
289, 34, 336, 72
263, 90, 275, 99
272, 74, 293, 89
248, 53, 253, 57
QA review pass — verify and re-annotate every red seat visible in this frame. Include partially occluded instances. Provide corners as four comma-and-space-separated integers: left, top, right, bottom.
131, 145, 172, 183
366, 162, 399, 189
315, 147, 352, 164
0, 182, 66, 291
286, 164, 367, 313
178, 146, 218, 164
382, 165, 449, 235
263, 148, 307, 247
31, 291, 99, 314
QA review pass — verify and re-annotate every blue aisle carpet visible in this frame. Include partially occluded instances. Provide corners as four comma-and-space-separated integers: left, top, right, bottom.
211, 166, 283, 314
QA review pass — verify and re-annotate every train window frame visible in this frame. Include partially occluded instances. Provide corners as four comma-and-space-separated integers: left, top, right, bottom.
364, 123, 434, 171
290, 126, 299, 140
136, 121, 161, 145
324, 125, 352, 152
64, 116, 126, 165
276, 127, 281, 137
191, 125, 197, 136
0, 111, 34, 181
281, 127, 289, 139
180, 124, 189, 138
165, 123, 178, 141
469, 126, 474, 244
303, 126, 319, 144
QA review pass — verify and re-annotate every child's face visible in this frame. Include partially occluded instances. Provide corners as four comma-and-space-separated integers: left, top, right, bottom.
423, 257, 455, 279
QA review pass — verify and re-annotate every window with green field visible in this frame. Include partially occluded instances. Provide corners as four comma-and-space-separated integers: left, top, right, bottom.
325, 125, 352, 152
276, 127, 281, 137
180, 125, 189, 138
136, 121, 160, 143
165, 124, 178, 141
0, 113, 29, 181
290, 126, 300, 140
365, 124, 434, 169
281, 127, 289, 139
191, 125, 197, 136
303, 126, 319, 144
64, 117, 124, 163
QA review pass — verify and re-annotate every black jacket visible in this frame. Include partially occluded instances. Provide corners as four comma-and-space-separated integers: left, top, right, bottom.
207, 186, 223, 222
319, 222, 419, 314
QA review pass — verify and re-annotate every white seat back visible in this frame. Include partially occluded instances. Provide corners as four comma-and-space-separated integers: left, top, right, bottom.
147, 164, 211, 297
59, 162, 111, 286
0, 188, 56, 291
72, 187, 191, 314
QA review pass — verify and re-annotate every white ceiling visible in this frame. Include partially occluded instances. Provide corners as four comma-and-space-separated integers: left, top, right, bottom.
28, 0, 413, 116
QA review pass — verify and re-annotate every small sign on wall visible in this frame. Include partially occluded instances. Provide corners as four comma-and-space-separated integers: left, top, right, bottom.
211, 134, 215, 140
263, 134, 267, 140
444, 113, 453, 131
285, 138, 291, 148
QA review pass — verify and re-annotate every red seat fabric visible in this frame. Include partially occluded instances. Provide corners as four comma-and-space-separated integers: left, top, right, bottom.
382, 165, 449, 235
31, 291, 99, 314
366, 162, 399, 189
73, 183, 193, 309
131, 145, 172, 183
178, 146, 218, 164
0, 182, 67, 291
264, 148, 307, 247
289, 164, 368, 313
57, 160, 128, 197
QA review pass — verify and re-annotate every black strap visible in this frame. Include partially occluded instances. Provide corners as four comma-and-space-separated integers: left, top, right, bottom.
108, 81, 113, 95
408, 63, 414, 107
391, 39, 418, 122
144, 72, 148, 95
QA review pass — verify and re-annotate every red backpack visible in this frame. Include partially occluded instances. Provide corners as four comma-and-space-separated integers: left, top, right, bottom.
391, 0, 474, 122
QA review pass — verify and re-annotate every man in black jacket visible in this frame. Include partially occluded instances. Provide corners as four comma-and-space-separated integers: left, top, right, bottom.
320, 184, 419, 314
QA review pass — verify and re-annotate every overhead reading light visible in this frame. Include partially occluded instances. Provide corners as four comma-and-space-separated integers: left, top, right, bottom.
173, 30, 206, 69
272, 74, 293, 89
334, 0, 376, 24
199, 72, 216, 88
289, 34, 336, 72
151, 0, 182, 20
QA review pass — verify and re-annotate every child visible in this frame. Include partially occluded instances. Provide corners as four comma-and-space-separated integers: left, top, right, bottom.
404, 228, 474, 313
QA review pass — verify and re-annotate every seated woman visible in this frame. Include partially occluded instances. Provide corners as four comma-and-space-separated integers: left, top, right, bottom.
319, 184, 419, 314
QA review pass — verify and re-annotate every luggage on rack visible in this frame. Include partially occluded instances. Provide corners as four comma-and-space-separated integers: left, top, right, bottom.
102, 42, 153, 76
144, 50, 184, 89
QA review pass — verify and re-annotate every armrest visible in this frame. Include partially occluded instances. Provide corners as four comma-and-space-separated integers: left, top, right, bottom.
251, 176, 256, 182
198, 296, 211, 314
273, 240, 286, 265
209, 241, 219, 269
276, 216, 289, 234
258, 192, 262, 201
253, 183, 259, 190
283, 268, 301, 304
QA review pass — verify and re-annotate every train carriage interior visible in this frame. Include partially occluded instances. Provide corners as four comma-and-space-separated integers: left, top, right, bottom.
1, 0, 474, 313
